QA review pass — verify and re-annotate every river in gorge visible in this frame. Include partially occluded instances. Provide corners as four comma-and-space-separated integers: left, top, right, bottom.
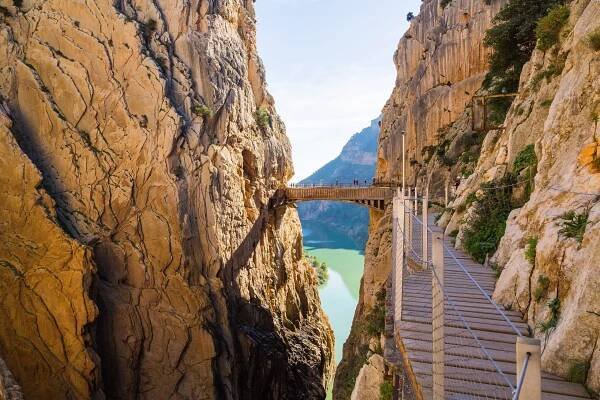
301, 220, 365, 376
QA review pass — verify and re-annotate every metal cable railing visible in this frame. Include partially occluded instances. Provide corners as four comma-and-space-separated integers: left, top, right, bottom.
399, 209, 522, 399
512, 353, 531, 400
429, 262, 516, 394
390, 190, 548, 400
411, 213, 524, 338
398, 212, 514, 400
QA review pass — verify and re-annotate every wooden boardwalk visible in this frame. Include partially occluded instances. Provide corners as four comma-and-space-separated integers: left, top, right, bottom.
386, 212, 591, 400
283, 185, 394, 210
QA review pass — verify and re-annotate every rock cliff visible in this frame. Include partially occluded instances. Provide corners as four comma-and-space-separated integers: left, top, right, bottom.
377, 0, 507, 188
0, 1, 333, 399
447, 0, 600, 392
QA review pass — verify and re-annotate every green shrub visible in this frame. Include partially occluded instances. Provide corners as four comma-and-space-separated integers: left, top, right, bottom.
380, 381, 394, 400
13, 0, 22, 7
558, 210, 588, 243
255, 106, 271, 129
587, 28, 600, 51
365, 288, 386, 336
540, 98, 553, 107
192, 104, 213, 119
567, 362, 589, 384
533, 274, 550, 302
449, 229, 459, 238
465, 192, 478, 208
512, 144, 538, 203
525, 237, 538, 265
462, 174, 516, 263
487, 97, 513, 126
305, 254, 329, 286
539, 297, 560, 333
514, 144, 537, 173
536, 5, 570, 51
440, 0, 452, 8
461, 164, 475, 178
484, 0, 565, 93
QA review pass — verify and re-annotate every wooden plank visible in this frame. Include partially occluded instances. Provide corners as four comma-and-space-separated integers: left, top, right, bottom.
398, 321, 521, 344
410, 362, 591, 398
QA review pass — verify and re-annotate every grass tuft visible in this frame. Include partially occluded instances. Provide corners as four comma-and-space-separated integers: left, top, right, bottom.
539, 297, 560, 333
525, 237, 538, 265
586, 28, 600, 51
567, 362, 589, 384
255, 106, 271, 129
533, 274, 550, 302
558, 210, 588, 243
380, 381, 394, 400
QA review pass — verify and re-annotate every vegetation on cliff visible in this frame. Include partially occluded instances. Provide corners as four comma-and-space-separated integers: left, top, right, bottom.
305, 253, 329, 286
484, 0, 567, 93
461, 144, 538, 263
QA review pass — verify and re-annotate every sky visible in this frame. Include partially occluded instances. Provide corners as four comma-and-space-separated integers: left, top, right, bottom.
255, 0, 421, 181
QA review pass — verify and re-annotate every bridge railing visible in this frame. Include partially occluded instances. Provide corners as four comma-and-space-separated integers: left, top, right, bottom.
391, 189, 542, 400
288, 181, 397, 188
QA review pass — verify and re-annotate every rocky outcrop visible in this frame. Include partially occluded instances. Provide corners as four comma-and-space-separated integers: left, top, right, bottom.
0, 107, 99, 399
349, 354, 385, 400
0, 1, 333, 399
335, 1, 506, 398
451, 0, 600, 392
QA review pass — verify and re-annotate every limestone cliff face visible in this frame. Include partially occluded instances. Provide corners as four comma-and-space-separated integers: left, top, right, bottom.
377, 0, 507, 187
448, 0, 600, 392
0, 1, 333, 399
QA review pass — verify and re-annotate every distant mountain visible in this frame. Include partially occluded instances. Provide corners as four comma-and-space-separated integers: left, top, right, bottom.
298, 117, 380, 249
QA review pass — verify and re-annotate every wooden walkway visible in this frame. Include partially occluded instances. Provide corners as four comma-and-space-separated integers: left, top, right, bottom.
283, 185, 394, 210
386, 212, 591, 400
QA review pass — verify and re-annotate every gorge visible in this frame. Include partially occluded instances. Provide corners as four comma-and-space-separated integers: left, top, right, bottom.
1, 0, 599, 399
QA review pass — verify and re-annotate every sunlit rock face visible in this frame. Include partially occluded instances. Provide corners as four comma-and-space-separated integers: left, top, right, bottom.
377, 0, 507, 187
480, 0, 599, 391
0, 1, 333, 399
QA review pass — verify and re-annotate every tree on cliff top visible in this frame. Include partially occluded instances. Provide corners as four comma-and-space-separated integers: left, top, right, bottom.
483, 0, 565, 93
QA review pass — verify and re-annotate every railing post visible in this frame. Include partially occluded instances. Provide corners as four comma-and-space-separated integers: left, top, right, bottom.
423, 187, 429, 270
393, 191, 405, 325
432, 231, 445, 400
444, 180, 449, 208
414, 187, 418, 215
516, 337, 542, 400
406, 192, 413, 245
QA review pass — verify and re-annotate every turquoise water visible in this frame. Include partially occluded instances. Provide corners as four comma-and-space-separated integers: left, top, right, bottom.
301, 221, 365, 366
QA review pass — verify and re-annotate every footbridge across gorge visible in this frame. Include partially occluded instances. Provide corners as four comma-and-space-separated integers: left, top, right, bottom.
278, 184, 591, 400
281, 184, 396, 210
